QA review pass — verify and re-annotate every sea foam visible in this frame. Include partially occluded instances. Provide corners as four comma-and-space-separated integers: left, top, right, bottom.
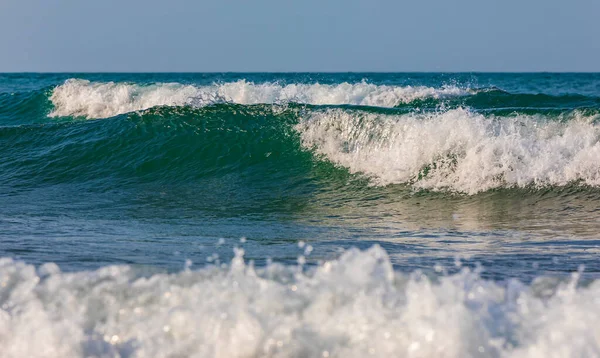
49, 79, 468, 119
296, 108, 600, 193
0, 246, 598, 358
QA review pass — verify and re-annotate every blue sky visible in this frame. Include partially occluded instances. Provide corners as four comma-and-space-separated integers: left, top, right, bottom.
1, 0, 598, 72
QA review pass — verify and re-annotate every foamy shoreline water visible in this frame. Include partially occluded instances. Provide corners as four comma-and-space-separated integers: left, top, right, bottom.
1, 245, 598, 358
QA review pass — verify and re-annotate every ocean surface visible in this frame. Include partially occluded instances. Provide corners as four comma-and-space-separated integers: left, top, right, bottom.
1, 73, 600, 357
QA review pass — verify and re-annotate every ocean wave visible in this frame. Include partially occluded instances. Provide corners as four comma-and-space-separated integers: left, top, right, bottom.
49, 79, 469, 119
1, 104, 309, 188
7, 102, 600, 195
0, 245, 598, 358
296, 108, 600, 193
0, 89, 53, 124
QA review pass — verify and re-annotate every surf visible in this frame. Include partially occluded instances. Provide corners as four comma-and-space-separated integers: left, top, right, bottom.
3, 101, 600, 195
298, 108, 600, 193
0, 245, 598, 358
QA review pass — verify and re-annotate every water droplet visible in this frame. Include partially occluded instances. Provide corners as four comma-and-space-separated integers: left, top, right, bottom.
304, 245, 313, 255
297, 256, 306, 265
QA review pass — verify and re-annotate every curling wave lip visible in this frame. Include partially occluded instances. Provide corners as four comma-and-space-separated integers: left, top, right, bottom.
297, 108, 600, 193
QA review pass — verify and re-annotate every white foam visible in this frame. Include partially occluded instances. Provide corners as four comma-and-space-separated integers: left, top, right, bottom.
0, 246, 598, 358
297, 108, 600, 193
49, 79, 468, 119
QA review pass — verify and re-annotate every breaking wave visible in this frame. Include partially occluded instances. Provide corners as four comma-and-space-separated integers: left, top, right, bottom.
5, 100, 600, 194
49, 79, 469, 119
297, 108, 600, 193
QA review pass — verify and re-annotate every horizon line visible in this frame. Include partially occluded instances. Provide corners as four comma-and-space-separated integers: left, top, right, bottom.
2, 71, 600, 74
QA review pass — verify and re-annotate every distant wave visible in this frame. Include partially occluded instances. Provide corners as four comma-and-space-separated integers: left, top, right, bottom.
1, 245, 598, 358
49, 79, 470, 119
297, 108, 600, 193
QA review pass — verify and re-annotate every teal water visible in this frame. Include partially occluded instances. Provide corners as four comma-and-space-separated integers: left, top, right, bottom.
1, 73, 600, 357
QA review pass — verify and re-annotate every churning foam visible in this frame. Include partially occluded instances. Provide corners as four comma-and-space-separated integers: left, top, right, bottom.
297, 108, 600, 193
49, 79, 468, 119
0, 246, 598, 358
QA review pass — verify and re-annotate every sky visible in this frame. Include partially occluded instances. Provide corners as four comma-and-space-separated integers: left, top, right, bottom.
0, 0, 599, 72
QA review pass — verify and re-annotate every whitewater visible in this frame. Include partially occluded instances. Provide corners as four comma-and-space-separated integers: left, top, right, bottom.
49, 79, 469, 118
2, 246, 599, 358
298, 108, 600, 193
